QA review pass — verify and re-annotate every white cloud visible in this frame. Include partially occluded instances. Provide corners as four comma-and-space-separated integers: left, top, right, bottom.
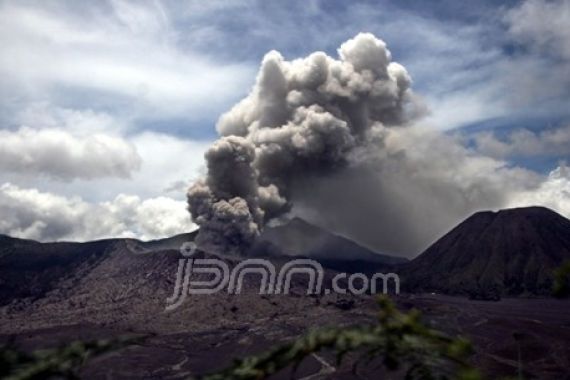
15, 103, 125, 135
0, 129, 210, 208
510, 165, 570, 219
0, 1, 254, 121
127, 131, 210, 198
424, 87, 505, 131
0, 183, 195, 241
0, 127, 141, 181
498, 0, 570, 112
472, 124, 570, 158
0, 98, 210, 200
123, 195, 193, 239
505, 0, 570, 61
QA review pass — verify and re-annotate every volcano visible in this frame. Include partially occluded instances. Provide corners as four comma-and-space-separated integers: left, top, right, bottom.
252, 217, 407, 272
403, 206, 570, 296
1, 209, 570, 379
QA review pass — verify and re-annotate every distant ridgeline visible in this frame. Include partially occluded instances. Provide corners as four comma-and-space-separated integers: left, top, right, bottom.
0, 206, 569, 303
402, 207, 570, 296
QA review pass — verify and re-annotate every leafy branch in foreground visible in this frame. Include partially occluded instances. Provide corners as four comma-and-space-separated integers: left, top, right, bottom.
200, 296, 481, 380
0, 336, 139, 380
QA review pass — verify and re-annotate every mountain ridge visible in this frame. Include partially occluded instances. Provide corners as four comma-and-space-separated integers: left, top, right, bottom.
403, 206, 570, 296
2, 207, 569, 300
255, 217, 407, 265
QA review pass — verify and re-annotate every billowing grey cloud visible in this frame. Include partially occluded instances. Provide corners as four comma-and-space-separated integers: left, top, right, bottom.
188, 33, 425, 254
0, 183, 194, 241
0, 127, 141, 181
188, 32, 570, 258
291, 126, 542, 256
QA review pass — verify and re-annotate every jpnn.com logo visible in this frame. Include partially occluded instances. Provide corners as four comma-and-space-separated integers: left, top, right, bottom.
165, 242, 400, 311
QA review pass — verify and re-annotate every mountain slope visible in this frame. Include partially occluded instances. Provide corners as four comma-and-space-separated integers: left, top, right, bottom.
403, 206, 570, 295
0, 237, 118, 306
0, 219, 392, 315
0, 231, 195, 308
253, 217, 406, 266
0, 232, 367, 336
1, 212, 570, 378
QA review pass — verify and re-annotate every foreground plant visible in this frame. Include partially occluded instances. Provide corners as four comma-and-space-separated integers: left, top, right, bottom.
0, 337, 138, 380
200, 296, 480, 380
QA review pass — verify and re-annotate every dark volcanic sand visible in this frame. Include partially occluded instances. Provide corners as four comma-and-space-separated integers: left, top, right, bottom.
2, 295, 569, 380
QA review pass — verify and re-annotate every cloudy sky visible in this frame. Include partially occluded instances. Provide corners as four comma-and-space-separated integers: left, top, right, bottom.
0, 0, 568, 255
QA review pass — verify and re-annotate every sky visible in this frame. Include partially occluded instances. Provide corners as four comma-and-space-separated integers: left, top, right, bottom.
0, 0, 569, 255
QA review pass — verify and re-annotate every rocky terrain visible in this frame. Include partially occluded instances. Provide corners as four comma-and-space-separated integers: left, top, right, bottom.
0, 207, 569, 379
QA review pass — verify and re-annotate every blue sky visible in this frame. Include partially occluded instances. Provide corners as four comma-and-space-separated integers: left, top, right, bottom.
0, 0, 568, 244
3, 0, 569, 140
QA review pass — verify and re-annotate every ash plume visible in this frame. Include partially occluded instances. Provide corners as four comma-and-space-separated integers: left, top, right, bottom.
187, 32, 552, 257
187, 33, 423, 254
